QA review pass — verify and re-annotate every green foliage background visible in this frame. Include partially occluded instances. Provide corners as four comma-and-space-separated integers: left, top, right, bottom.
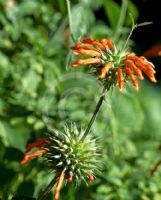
0, 0, 161, 199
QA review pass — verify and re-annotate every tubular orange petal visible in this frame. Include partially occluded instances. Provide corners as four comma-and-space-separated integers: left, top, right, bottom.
73, 49, 101, 57
146, 63, 156, 74
143, 70, 157, 83
98, 62, 112, 79
124, 59, 144, 80
139, 57, 156, 73
80, 37, 93, 43
134, 60, 149, 71
127, 53, 136, 58
149, 74, 157, 83
128, 55, 155, 73
26, 138, 50, 152
20, 149, 47, 164
134, 61, 157, 83
91, 41, 106, 51
127, 55, 156, 76
117, 68, 124, 92
81, 37, 106, 51
127, 54, 141, 64
71, 44, 99, 52
71, 58, 101, 68
71, 43, 82, 50
101, 39, 114, 50
124, 67, 139, 91
54, 170, 65, 200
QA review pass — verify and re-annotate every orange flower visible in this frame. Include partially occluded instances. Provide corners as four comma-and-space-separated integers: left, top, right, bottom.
98, 62, 112, 79
26, 137, 50, 152
117, 68, 124, 92
143, 44, 161, 57
71, 37, 157, 91
73, 49, 102, 57
80, 37, 108, 51
20, 149, 47, 164
124, 66, 139, 91
72, 58, 101, 68
20, 137, 49, 164
54, 170, 66, 200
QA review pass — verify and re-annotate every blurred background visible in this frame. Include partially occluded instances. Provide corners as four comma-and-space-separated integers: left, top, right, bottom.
0, 0, 161, 199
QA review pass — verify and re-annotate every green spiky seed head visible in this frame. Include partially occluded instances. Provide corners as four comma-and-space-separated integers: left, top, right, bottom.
44, 123, 99, 185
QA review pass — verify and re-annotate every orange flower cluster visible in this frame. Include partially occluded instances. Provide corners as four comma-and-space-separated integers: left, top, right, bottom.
71, 37, 157, 91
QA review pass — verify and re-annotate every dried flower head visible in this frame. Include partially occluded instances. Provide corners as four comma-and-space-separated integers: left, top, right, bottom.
20, 123, 99, 200
71, 37, 157, 91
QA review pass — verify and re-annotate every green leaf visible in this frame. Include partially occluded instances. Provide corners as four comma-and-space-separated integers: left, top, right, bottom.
71, 3, 95, 39
90, 24, 112, 38
103, 0, 121, 29
0, 120, 30, 152
0, 121, 12, 146
81, 0, 103, 10
0, 52, 11, 78
18, 1, 39, 16
126, 0, 139, 25
22, 70, 41, 98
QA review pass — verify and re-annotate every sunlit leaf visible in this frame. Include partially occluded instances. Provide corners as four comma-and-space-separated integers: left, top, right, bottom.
71, 3, 95, 39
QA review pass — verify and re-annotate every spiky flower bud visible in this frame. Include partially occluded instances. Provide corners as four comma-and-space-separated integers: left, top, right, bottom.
45, 123, 99, 185
20, 123, 100, 199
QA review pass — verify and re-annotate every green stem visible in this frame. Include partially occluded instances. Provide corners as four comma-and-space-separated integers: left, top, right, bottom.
114, 0, 127, 42
121, 25, 135, 53
38, 176, 57, 200
121, 19, 153, 53
81, 86, 108, 141
66, 0, 76, 42
121, 14, 137, 53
